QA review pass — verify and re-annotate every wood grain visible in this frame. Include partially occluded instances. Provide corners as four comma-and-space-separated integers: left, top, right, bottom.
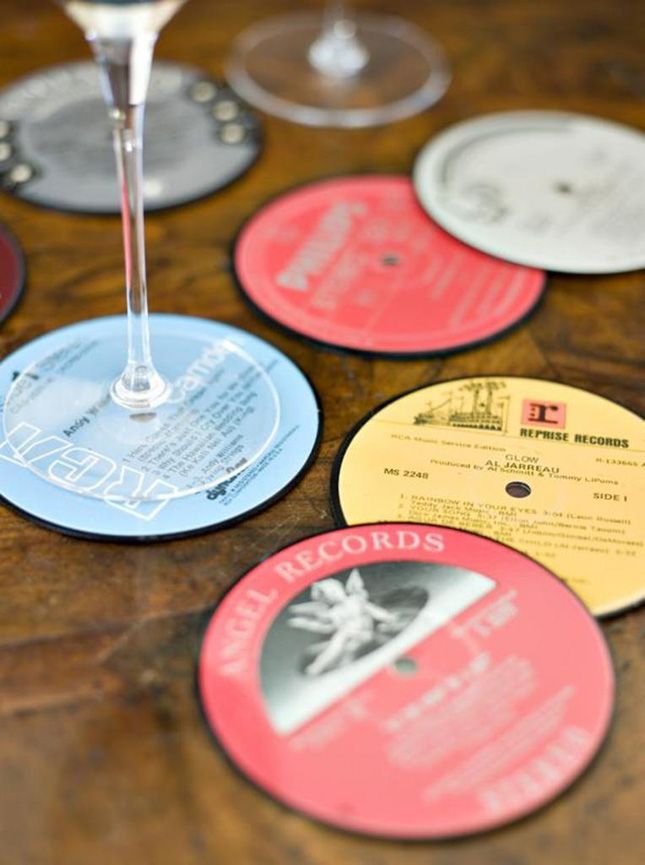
0, 1, 643, 863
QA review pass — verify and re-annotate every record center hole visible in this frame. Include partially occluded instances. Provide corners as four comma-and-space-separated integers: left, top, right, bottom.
554, 181, 573, 195
381, 254, 400, 266
393, 657, 417, 676
505, 481, 532, 499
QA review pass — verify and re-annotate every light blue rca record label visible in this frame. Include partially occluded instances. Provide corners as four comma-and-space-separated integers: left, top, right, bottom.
0, 62, 261, 214
0, 315, 321, 541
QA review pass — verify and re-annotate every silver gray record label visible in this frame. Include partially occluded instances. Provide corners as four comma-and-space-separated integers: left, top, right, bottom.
413, 111, 645, 274
0, 61, 261, 213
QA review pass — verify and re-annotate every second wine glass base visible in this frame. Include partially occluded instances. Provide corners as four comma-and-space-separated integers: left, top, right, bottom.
3, 315, 280, 502
226, 11, 451, 128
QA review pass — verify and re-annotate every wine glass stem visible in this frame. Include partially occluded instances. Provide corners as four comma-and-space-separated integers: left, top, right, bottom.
308, 2, 369, 78
92, 37, 169, 410
113, 105, 164, 403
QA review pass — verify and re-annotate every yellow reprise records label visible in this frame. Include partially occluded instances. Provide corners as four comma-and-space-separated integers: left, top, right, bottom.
332, 377, 644, 616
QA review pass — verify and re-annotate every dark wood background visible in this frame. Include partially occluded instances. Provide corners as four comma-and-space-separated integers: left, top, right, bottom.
1, 1, 643, 863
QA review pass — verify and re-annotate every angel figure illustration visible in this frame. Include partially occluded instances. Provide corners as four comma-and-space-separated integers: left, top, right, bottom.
287, 569, 408, 676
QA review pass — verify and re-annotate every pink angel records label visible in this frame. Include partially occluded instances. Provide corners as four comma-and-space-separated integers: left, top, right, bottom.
198, 523, 614, 838
234, 176, 545, 356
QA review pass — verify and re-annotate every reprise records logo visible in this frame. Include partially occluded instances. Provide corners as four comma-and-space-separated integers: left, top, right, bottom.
521, 399, 567, 429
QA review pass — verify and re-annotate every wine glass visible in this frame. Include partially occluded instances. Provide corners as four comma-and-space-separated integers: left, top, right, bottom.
3, 0, 279, 502
226, 1, 451, 127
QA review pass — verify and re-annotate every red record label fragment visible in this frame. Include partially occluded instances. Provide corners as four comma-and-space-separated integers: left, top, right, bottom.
0, 224, 24, 323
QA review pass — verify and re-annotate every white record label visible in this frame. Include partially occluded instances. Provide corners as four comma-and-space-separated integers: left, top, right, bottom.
414, 111, 645, 274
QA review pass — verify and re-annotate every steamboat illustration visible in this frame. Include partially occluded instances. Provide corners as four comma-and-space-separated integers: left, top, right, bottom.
414, 380, 509, 431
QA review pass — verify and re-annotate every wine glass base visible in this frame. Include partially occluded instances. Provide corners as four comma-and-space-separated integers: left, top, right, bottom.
3, 315, 280, 502
226, 11, 451, 128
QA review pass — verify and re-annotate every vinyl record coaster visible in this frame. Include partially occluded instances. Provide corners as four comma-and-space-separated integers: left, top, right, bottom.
235, 176, 545, 356
332, 377, 645, 616
198, 523, 614, 838
0, 61, 261, 213
0, 222, 25, 324
0, 315, 319, 540
414, 111, 645, 273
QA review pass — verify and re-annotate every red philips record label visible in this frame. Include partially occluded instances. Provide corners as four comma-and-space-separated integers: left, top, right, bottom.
234, 176, 545, 355
199, 523, 613, 838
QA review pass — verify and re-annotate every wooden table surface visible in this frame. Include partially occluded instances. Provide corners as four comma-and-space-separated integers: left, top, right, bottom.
1, 1, 643, 863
